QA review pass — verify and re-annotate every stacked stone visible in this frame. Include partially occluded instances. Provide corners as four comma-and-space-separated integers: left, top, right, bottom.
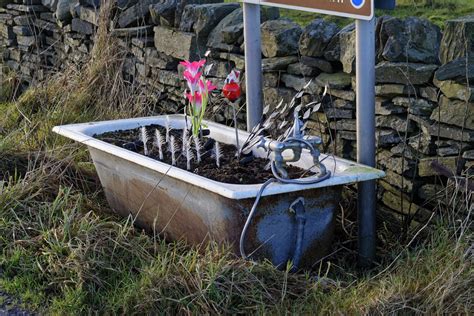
375, 16, 474, 222
204, 12, 474, 223
0, 0, 50, 81
222, 15, 472, 224
368, 17, 442, 223
151, 1, 244, 122
65, 1, 98, 66
34, 8, 63, 78
434, 15, 474, 175
0, 0, 95, 82
109, 1, 220, 113
0, 1, 473, 226
141, 8, 472, 223
114, 0, 155, 82
0, 4, 15, 70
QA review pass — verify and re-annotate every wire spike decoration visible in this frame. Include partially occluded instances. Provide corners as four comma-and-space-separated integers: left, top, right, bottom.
165, 115, 171, 143
184, 140, 194, 171
182, 128, 189, 153
154, 129, 164, 160
140, 126, 149, 156
169, 135, 177, 166
239, 80, 328, 155
264, 161, 272, 171
193, 135, 202, 163
214, 141, 222, 168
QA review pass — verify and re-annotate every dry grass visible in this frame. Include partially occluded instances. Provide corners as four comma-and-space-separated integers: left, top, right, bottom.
0, 2, 472, 315
0, 146, 471, 314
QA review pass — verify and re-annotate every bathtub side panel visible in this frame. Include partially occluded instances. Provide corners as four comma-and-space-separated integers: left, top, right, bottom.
89, 147, 340, 269
240, 187, 341, 269
89, 147, 243, 245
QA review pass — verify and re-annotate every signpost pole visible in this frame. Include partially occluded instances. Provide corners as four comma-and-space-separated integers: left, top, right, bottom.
355, 17, 377, 267
243, 2, 263, 131
241, 0, 379, 266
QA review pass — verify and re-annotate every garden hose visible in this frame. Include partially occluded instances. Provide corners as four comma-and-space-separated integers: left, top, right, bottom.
240, 177, 278, 260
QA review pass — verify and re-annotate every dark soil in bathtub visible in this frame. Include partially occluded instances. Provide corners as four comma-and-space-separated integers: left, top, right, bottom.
94, 125, 315, 185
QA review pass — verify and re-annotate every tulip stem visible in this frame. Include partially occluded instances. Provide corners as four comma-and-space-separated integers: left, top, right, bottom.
232, 100, 240, 157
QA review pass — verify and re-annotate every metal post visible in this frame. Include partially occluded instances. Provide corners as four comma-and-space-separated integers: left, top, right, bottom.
356, 17, 377, 267
243, 2, 263, 131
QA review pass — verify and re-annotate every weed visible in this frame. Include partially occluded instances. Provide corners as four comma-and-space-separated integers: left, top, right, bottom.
0, 1, 472, 314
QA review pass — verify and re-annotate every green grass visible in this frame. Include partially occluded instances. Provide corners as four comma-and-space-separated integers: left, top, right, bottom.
0, 142, 472, 314
0, 97, 472, 313
0, 3, 473, 314
1, 71, 472, 315
228, 0, 474, 28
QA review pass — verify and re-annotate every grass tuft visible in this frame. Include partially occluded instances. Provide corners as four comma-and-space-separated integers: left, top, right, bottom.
0, 1, 472, 314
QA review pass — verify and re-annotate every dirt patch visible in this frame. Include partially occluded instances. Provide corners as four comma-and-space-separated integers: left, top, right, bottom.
0, 153, 29, 181
0, 289, 34, 315
94, 125, 313, 185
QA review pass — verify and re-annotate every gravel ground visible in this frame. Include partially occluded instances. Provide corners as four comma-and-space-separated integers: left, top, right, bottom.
0, 290, 33, 316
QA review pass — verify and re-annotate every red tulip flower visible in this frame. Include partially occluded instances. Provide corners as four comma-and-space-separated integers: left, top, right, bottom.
223, 82, 241, 102
223, 70, 242, 152
223, 70, 241, 102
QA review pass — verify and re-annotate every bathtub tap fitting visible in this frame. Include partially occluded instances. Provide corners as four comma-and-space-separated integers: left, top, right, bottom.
257, 135, 327, 181
257, 106, 328, 180
257, 136, 326, 179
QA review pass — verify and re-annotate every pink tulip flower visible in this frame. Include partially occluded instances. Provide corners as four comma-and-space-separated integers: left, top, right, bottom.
181, 59, 215, 137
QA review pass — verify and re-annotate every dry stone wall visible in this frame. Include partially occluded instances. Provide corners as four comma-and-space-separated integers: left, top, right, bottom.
1, 0, 473, 228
